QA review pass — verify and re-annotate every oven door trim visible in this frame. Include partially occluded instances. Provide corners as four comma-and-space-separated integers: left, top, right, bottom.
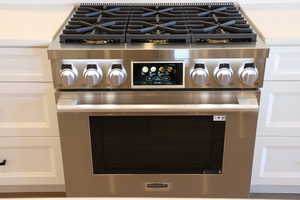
56, 91, 258, 114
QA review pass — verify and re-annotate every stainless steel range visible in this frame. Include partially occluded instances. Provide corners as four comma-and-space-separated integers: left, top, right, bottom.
48, 2, 269, 198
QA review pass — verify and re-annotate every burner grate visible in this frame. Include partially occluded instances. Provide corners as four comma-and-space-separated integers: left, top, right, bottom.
127, 17, 191, 43
60, 3, 257, 44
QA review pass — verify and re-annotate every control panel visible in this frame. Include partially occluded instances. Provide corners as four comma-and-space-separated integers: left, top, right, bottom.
54, 58, 262, 89
132, 61, 184, 88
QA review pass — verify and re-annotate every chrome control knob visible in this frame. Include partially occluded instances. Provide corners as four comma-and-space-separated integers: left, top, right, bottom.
108, 64, 127, 87
60, 64, 78, 87
239, 63, 258, 86
214, 63, 233, 86
190, 64, 209, 86
83, 64, 103, 86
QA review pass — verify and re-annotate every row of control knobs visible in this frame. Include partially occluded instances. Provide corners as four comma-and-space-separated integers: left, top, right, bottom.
60, 63, 127, 87
60, 62, 258, 87
190, 62, 258, 86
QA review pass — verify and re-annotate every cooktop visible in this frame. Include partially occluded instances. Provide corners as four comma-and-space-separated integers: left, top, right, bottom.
59, 3, 257, 44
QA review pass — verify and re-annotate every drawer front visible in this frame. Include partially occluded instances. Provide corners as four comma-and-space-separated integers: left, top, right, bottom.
257, 81, 300, 136
0, 83, 59, 136
252, 137, 300, 186
0, 48, 52, 82
265, 47, 300, 81
0, 137, 64, 185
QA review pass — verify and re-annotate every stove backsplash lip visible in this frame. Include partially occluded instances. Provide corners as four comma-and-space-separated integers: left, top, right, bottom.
47, 44, 269, 60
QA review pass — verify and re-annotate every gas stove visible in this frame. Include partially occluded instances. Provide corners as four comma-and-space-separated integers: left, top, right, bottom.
48, 3, 268, 90
48, 2, 269, 198
60, 3, 257, 44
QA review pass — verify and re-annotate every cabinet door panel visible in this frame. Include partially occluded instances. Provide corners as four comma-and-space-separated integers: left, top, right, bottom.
0, 83, 59, 136
265, 47, 300, 81
252, 137, 300, 186
0, 137, 64, 186
0, 48, 52, 82
257, 81, 300, 136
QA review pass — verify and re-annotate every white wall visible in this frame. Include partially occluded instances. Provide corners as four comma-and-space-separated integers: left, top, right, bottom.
0, 0, 300, 5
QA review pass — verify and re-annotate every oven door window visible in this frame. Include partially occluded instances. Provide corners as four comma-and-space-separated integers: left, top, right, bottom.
90, 116, 225, 174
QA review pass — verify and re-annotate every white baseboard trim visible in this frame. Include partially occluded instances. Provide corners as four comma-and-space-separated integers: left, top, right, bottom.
251, 185, 300, 194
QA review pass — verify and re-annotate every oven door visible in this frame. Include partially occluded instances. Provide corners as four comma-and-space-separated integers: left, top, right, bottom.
56, 91, 258, 197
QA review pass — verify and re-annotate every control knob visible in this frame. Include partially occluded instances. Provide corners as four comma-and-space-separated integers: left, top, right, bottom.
108, 64, 127, 87
60, 64, 78, 86
214, 63, 233, 86
83, 64, 103, 86
190, 63, 209, 86
239, 63, 258, 86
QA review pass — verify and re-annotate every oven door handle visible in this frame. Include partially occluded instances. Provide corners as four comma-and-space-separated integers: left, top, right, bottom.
56, 94, 258, 113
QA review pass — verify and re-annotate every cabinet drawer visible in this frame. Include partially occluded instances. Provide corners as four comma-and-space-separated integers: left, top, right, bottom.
0, 48, 52, 82
252, 137, 300, 186
265, 47, 300, 81
0, 83, 59, 136
0, 137, 64, 186
257, 81, 300, 136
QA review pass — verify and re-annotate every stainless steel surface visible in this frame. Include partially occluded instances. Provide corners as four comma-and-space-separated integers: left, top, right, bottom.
51, 58, 265, 89
48, 36, 269, 60
57, 91, 258, 113
48, 4, 269, 197
47, 3, 268, 90
57, 90, 259, 197
190, 66, 209, 86
48, 38, 269, 61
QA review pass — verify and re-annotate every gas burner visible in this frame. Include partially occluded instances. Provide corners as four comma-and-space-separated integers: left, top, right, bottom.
188, 6, 241, 17
61, 18, 127, 43
189, 17, 255, 42
127, 19, 190, 43
140, 7, 176, 17
60, 3, 257, 44
74, 7, 123, 17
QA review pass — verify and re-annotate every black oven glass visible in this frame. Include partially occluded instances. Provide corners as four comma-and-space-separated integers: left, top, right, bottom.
89, 116, 225, 174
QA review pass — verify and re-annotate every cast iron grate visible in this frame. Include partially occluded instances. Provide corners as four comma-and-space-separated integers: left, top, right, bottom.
59, 3, 257, 44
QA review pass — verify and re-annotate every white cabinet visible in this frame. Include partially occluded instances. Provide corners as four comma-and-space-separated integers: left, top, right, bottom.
257, 81, 300, 137
0, 83, 59, 137
0, 48, 52, 82
252, 45, 300, 193
265, 47, 300, 81
0, 137, 64, 186
0, 47, 64, 193
252, 137, 300, 186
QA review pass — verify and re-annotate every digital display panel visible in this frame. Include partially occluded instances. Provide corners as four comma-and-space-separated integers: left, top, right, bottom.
133, 62, 183, 86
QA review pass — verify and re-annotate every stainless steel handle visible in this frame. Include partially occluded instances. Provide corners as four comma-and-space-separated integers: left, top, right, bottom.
57, 94, 258, 113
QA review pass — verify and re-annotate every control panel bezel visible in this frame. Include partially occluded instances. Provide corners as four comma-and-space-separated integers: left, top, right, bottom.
131, 61, 185, 89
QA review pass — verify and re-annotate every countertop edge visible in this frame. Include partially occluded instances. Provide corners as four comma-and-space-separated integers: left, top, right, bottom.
0, 39, 51, 48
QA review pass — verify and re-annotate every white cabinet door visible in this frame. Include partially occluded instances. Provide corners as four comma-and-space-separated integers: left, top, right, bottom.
0, 83, 59, 136
0, 137, 64, 186
265, 47, 300, 81
257, 81, 300, 136
0, 48, 52, 82
252, 137, 300, 186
